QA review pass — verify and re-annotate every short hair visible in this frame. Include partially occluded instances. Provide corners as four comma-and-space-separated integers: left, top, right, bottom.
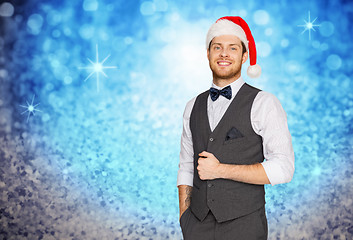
240, 41, 247, 55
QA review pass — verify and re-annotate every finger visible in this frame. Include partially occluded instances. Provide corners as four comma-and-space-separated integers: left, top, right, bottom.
199, 151, 211, 158
198, 157, 205, 165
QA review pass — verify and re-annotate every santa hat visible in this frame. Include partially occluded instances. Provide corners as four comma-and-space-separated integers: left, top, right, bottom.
206, 16, 261, 78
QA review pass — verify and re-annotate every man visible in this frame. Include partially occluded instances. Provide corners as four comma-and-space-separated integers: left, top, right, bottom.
177, 16, 295, 240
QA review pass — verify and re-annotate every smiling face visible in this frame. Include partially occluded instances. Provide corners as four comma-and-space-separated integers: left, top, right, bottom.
207, 35, 248, 86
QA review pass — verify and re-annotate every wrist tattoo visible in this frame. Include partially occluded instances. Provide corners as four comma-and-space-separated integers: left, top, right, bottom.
185, 186, 192, 207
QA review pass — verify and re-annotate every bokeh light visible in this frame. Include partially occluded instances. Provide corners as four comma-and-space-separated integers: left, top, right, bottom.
0, 0, 352, 239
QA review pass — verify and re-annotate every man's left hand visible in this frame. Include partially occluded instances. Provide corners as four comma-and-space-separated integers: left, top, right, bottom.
197, 151, 221, 180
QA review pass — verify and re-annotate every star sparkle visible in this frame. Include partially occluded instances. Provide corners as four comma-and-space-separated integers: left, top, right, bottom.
19, 94, 42, 122
298, 11, 320, 40
79, 44, 117, 92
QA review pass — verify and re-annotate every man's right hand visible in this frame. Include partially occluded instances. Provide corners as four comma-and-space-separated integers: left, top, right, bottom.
178, 185, 193, 220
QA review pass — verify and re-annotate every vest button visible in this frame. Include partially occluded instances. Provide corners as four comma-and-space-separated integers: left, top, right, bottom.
208, 183, 213, 188
208, 199, 214, 203
209, 137, 214, 142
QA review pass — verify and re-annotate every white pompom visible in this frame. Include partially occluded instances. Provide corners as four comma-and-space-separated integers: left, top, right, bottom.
247, 64, 261, 78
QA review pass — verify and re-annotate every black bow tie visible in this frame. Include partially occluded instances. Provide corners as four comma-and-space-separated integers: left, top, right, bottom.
209, 86, 232, 101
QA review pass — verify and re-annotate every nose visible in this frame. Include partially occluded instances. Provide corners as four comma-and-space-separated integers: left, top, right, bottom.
220, 48, 229, 57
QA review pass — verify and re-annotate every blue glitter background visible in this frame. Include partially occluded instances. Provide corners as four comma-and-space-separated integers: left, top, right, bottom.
1, 0, 353, 239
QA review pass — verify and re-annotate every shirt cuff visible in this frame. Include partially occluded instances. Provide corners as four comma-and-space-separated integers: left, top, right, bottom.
177, 170, 194, 187
261, 161, 286, 186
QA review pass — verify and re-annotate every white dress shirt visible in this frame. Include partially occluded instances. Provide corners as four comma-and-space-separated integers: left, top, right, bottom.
177, 77, 295, 186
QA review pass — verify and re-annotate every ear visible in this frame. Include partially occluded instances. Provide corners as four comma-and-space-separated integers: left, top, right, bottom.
207, 48, 210, 61
242, 51, 248, 64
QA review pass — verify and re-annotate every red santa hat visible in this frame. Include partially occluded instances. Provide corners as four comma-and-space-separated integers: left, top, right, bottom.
206, 16, 261, 78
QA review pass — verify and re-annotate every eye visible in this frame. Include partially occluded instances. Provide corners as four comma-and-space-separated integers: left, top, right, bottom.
214, 46, 221, 50
231, 47, 237, 51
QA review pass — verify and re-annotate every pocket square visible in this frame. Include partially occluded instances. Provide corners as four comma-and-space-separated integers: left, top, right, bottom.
225, 127, 244, 141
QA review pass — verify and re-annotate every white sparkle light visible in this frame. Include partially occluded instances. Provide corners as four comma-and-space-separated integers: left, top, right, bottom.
19, 95, 42, 122
298, 11, 320, 40
79, 44, 117, 92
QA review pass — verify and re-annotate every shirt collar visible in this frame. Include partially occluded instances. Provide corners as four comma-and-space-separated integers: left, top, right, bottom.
211, 77, 245, 100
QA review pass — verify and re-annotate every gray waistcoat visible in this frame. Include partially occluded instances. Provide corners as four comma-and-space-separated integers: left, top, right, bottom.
189, 83, 265, 223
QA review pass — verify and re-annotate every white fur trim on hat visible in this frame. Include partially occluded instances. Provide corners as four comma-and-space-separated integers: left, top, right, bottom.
206, 19, 249, 50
